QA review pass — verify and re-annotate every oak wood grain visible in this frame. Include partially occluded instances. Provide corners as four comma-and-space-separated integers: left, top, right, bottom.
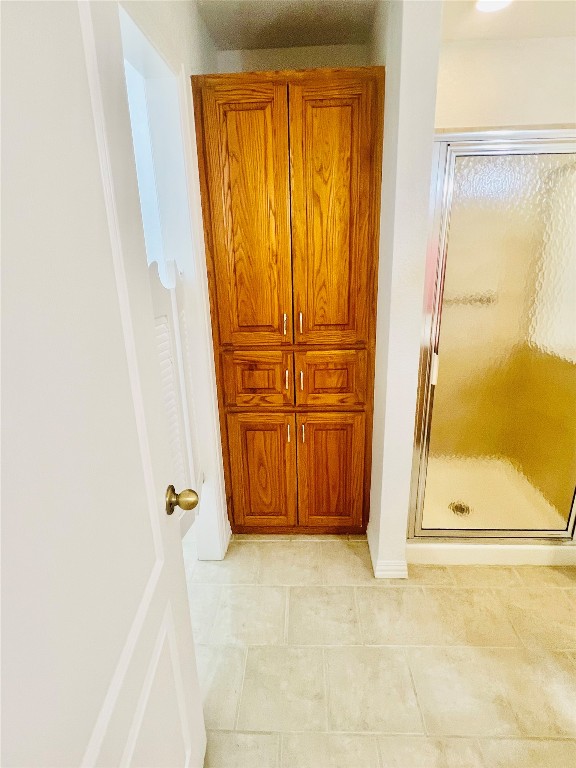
192, 67, 385, 534
201, 80, 292, 345
222, 350, 294, 407
295, 349, 367, 407
227, 412, 297, 527
297, 412, 365, 528
290, 71, 381, 346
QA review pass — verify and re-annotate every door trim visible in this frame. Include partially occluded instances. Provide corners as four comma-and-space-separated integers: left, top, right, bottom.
409, 129, 576, 541
177, 63, 231, 558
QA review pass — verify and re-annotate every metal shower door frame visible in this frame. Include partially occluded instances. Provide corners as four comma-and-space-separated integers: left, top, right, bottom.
409, 129, 576, 540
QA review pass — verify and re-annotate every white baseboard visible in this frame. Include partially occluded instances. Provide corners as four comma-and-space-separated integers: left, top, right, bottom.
407, 540, 576, 566
372, 560, 409, 579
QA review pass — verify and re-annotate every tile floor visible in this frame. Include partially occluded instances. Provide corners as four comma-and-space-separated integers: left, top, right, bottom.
183, 535, 576, 768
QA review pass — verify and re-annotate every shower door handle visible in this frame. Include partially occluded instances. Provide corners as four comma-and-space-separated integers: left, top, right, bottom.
430, 352, 439, 386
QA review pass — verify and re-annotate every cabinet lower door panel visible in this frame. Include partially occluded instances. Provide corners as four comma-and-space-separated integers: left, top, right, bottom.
297, 412, 365, 528
227, 413, 296, 527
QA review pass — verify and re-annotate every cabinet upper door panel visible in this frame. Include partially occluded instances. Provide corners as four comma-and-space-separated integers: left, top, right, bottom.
201, 80, 292, 345
290, 72, 383, 345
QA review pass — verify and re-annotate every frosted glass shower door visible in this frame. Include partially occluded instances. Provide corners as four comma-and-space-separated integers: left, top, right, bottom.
421, 149, 576, 534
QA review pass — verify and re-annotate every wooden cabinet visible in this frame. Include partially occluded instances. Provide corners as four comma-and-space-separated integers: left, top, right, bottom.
201, 81, 293, 346
223, 350, 293, 407
290, 75, 378, 346
227, 413, 296, 528
298, 413, 365, 528
295, 350, 367, 407
193, 67, 384, 533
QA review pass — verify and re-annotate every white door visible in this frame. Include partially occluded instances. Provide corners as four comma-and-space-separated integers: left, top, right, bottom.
2, 2, 205, 766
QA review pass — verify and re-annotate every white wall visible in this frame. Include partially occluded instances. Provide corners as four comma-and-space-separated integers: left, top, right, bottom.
368, 0, 443, 577
121, 0, 218, 73
217, 43, 369, 72
436, 36, 576, 129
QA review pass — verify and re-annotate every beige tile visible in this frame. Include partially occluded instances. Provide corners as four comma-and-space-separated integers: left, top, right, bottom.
408, 647, 576, 737
281, 733, 380, 768
237, 647, 326, 732
234, 534, 292, 540
287, 587, 361, 645
514, 566, 576, 588
204, 731, 279, 768
500, 587, 576, 650
186, 582, 221, 643
209, 585, 286, 646
195, 645, 246, 730
449, 566, 520, 588
257, 541, 323, 586
321, 540, 376, 585
190, 542, 260, 584
479, 738, 576, 768
378, 736, 484, 767
407, 565, 456, 586
356, 586, 520, 647
377, 566, 455, 587
567, 651, 576, 668
325, 646, 423, 733
348, 534, 369, 541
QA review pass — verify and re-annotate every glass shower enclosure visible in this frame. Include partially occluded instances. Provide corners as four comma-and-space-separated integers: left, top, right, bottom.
412, 133, 576, 538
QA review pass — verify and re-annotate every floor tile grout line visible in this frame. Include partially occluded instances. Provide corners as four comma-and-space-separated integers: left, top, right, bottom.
205, 727, 576, 740
204, 583, 225, 646
405, 647, 429, 738
318, 539, 326, 586
188, 577, 576, 589
353, 586, 366, 645
278, 732, 282, 768
199, 640, 561, 650
284, 586, 290, 645
374, 733, 385, 768
321, 646, 330, 733
233, 646, 249, 732
474, 736, 486, 767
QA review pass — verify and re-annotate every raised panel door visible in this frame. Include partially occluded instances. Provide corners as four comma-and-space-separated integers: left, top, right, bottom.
297, 412, 365, 528
290, 72, 382, 345
200, 79, 292, 345
227, 413, 296, 527
222, 350, 294, 407
295, 349, 367, 406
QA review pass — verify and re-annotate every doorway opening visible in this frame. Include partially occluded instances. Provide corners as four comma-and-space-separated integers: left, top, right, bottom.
120, 8, 213, 572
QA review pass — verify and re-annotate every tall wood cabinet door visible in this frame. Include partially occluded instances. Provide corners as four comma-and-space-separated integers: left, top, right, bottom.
200, 79, 293, 345
227, 413, 296, 528
290, 72, 383, 345
297, 412, 365, 528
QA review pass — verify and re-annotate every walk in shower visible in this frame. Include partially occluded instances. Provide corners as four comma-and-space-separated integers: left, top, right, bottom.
412, 133, 576, 538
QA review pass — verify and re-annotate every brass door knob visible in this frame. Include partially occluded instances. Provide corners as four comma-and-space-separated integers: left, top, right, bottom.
165, 485, 199, 516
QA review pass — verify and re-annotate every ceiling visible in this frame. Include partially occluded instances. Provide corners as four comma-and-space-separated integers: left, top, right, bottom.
196, 0, 378, 50
196, 1, 576, 52
442, 0, 576, 41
